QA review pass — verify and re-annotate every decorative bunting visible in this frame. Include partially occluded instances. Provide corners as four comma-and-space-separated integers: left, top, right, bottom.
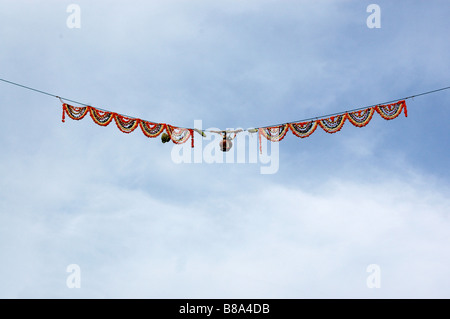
113, 114, 140, 134
289, 121, 318, 138
375, 100, 407, 120
165, 125, 192, 145
0, 77, 438, 153
347, 107, 375, 127
63, 104, 88, 121
139, 121, 166, 138
62, 103, 195, 147
89, 107, 114, 126
62, 99, 408, 151
318, 114, 347, 134
3, 77, 439, 154
256, 100, 407, 146
259, 125, 289, 142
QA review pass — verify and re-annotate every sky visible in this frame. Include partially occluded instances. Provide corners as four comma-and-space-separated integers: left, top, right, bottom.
0, 0, 449, 298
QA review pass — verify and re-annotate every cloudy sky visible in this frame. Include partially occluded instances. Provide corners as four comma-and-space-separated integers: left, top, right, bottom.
0, 0, 449, 298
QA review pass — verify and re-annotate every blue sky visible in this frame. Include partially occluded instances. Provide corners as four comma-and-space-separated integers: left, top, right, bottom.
0, 0, 449, 298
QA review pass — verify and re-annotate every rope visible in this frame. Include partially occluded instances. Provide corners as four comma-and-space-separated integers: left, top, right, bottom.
1, 77, 449, 133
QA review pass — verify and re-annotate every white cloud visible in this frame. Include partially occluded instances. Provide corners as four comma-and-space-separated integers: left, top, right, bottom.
0, 0, 449, 299
1, 160, 448, 298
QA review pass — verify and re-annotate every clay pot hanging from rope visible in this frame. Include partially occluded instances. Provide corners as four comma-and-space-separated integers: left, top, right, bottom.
219, 133, 232, 152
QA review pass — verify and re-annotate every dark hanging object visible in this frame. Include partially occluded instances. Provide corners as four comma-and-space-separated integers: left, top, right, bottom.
219, 132, 232, 152
161, 132, 171, 143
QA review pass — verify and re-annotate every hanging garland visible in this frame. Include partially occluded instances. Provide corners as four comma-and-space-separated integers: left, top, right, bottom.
62, 104, 88, 121
139, 121, 166, 138
289, 121, 318, 138
166, 125, 194, 148
89, 107, 114, 126
317, 114, 347, 134
114, 114, 140, 134
61, 99, 408, 151
375, 100, 408, 120
62, 103, 195, 147
347, 107, 375, 127
257, 100, 407, 145
2, 78, 447, 153
258, 125, 290, 142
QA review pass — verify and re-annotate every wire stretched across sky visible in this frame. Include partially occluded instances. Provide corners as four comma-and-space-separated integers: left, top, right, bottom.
1, 77, 449, 133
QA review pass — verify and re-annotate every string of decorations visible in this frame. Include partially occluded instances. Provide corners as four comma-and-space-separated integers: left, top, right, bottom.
257, 100, 406, 141
1, 78, 449, 152
62, 99, 407, 152
62, 103, 195, 147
